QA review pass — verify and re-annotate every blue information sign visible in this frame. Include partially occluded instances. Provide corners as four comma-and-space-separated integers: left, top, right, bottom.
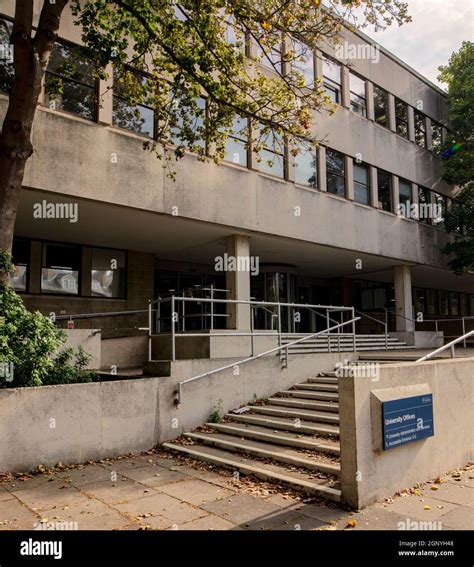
382, 394, 434, 450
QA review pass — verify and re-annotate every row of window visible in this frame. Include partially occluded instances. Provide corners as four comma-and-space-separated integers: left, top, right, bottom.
0, 17, 445, 153
9, 240, 126, 298
413, 287, 473, 317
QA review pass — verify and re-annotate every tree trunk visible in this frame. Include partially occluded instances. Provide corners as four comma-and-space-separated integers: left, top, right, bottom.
0, 0, 68, 284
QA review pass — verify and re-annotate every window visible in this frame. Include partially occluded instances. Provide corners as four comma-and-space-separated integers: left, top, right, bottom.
413, 289, 425, 314
8, 238, 29, 292
414, 110, 426, 147
460, 294, 470, 316
91, 248, 126, 298
41, 243, 81, 295
395, 98, 408, 138
170, 96, 206, 150
427, 290, 437, 315
398, 179, 412, 217
373, 85, 389, 128
112, 68, 155, 137
256, 40, 282, 72
418, 186, 432, 224
224, 114, 248, 167
431, 121, 443, 153
45, 41, 97, 120
321, 57, 341, 104
294, 142, 317, 187
326, 149, 345, 197
353, 163, 370, 205
377, 170, 392, 212
290, 40, 314, 87
449, 292, 459, 316
257, 126, 284, 178
433, 192, 449, 229
438, 290, 449, 316
0, 18, 13, 93
349, 72, 366, 117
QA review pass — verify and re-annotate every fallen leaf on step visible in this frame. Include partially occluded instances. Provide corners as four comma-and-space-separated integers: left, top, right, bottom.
430, 485, 439, 491
346, 519, 357, 528
424, 505, 431, 510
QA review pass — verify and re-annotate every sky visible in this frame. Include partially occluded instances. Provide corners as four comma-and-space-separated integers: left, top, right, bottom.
363, 0, 474, 88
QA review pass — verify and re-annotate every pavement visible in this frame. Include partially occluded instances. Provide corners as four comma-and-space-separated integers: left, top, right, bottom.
1, 451, 472, 531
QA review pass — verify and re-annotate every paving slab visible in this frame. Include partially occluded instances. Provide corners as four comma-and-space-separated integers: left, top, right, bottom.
120, 465, 188, 487
247, 509, 326, 531
113, 492, 207, 526
380, 495, 458, 522
11, 484, 87, 512
0, 498, 39, 530
425, 483, 474, 507
289, 502, 348, 524
159, 478, 234, 506
56, 465, 121, 487
80, 479, 154, 505
201, 493, 285, 526
438, 505, 474, 530
334, 507, 411, 531
177, 515, 240, 531
46, 499, 130, 530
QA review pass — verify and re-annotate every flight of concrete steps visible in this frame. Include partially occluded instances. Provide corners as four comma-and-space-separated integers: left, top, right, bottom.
282, 333, 413, 354
163, 372, 344, 502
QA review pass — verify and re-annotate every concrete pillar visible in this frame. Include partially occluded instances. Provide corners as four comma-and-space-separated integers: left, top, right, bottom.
388, 94, 396, 132
369, 166, 379, 208
341, 67, 350, 109
407, 106, 415, 142
394, 265, 414, 332
225, 235, 251, 331
317, 145, 327, 191
345, 156, 354, 201
315, 49, 324, 81
366, 82, 374, 121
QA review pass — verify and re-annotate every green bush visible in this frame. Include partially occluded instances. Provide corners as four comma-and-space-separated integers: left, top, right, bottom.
0, 272, 96, 388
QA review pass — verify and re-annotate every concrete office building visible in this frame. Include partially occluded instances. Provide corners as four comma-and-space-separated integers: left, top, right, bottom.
1, 5, 473, 353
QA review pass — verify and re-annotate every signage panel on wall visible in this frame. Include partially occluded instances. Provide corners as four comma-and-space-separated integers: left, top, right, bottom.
382, 394, 434, 450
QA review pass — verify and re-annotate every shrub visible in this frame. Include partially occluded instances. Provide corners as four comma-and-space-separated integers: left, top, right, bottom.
0, 264, 96, 387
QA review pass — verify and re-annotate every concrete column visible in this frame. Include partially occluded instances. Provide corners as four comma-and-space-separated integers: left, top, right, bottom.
388, 94, 396, 132
407, 106, 415, 142
98, 64, 113, 125
317, 145, 327, 191
366, 82, 374, 121
394, 265, 414, 332
225, 235, 251, 331
345, 156, 354, 201
341, 67, 350, 109
369, 166, 378, 208
391, 175, 399, 214
315, 49, 323, 81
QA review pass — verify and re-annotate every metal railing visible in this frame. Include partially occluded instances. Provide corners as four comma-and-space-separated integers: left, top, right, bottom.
353, 308, 388, 350
416, 330, 474, 362
148, 296, 356, 362
174, 316, 360, 405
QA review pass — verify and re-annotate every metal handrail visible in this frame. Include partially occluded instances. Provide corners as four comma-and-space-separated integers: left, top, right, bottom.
175, 316, 360, 405
353, 308, 388, 350
416, 330, 474, 362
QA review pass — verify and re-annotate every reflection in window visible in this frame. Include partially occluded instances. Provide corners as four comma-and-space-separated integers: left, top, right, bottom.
438, 290, 449, 316
377, 170, 392, 212
353, 163, 370, 205
170, 96, 206, 150
45, 41, 97, 120
322, 57, 341, 104
433, 192, 449, 229
294, 142, 317, 187
460, 294, 469, 316
113, 68, 155, 137
349, 72, 366, 117
431, 121, 443, 153
450, 292, 459, 316
9, 238, 29, 292
414, 289, 425, 314
414, 110, 426, 147
373, 86, 389, 128
257, 126, 284, 178
326, 149, 345, 197
418, 187, 432, 224
255, 40, 282, 72
290, 40, 314, 87
427, 290, 437, 315
395, 98, 408, 139
398, 179, 412, 217
0, 18, 13, 93
41, 243, 81, 295
224, 114, 248, 167
91, 248, 126, 298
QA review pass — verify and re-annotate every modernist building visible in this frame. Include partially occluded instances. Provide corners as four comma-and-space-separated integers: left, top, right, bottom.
1, 6, 473, 349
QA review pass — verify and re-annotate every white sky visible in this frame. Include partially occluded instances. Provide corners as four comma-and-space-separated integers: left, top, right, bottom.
364, 0, 474, 88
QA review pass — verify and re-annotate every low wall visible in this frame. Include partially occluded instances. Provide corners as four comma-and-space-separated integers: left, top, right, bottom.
101, 335, 147, 369
63, 329, 101, 369
391, 331, 444, 348
0, 352, 353, 473
339, 357, 474, 508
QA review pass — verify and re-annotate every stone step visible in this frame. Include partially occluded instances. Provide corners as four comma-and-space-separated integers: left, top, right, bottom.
287, 345, 412, 352
227, 413, 340, 438
296, 382, 339, 392
283, 338, 404, 344
162, 442, 342, 502
280, 390, 339, 402
251, 405, 340, 424
206, 422, 340, 455
267, 397, 339, 413
307, 376, 339, 384
184, 432, 340, 476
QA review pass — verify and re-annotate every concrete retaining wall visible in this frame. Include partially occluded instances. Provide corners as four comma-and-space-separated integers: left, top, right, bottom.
339, 357, 474, 509
101, 335, 148, 369
63, 329, 101, 369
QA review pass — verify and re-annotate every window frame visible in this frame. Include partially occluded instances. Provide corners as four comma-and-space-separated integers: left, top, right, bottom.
91, 246, 128, 300
353, 162, 370, 205
326, 148, 346, 198
41, 241, 82, 296
223, 114, 250, 168
377, 169, 393, 212
414, 109, 427, 148
9, 237, 30, 293
394, 97, 409, 139
256, 124, 285, 179
349, 71, 367, 118
293, 140, 318, 188
321, 55, 342, 104
373, 84, 389, 128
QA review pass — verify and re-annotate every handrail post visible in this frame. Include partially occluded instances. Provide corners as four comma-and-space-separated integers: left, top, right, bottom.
182, 292, 186, 332
352, 307, 356, 352
277, 303, 282, 350
451, 344, 455, 358
250, 305, 254, 357
171, 295, 176, 362
210, 285, 214, 331
462, 317, 466, 348
148, 300, 152, 362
